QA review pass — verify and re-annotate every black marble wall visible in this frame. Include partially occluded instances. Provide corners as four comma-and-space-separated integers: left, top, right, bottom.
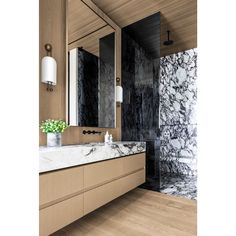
121, 29, 160, 191
121, 32, 160, 141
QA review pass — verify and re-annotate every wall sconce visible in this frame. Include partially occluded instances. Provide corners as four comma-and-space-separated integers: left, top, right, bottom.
41, 44, 57, 91
116, 77, 123, 107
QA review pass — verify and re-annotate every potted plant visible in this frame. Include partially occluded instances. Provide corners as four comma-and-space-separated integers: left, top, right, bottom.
40, 119, 68, 147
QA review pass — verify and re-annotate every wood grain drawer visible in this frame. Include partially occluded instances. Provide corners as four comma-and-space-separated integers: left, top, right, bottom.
84, 178, 122, 215
39, 193, 83, 236
40, 166, 84, 207
121, 169, 145, 195
84, 157, 123, 189
123, 153, 145, 174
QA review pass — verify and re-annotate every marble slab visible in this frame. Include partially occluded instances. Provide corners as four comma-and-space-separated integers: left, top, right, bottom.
39, 141, 146, 173
160, 48, 197, 126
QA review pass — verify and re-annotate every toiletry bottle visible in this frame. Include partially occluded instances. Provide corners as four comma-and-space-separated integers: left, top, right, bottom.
109, 134, 113, 144
104, 131, 109, 143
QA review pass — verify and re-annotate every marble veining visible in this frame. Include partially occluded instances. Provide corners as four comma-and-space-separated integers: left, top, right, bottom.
121, 31, 160, 141
160, 48, 197, 126
159, 48, 197, 199
160, 174, 197, 200
39, 142, 146, 173
160, 124, 197, 176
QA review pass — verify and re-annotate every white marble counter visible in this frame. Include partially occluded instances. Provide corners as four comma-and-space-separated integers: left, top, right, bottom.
39, 141, 146, 173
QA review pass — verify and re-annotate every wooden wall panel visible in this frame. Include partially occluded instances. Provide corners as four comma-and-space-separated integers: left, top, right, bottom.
93, 0, 197, 56
39, 0, 121, 146
39, 0, 67, 145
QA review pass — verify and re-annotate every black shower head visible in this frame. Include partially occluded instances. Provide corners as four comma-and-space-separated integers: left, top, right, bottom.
163, 30, 174, 46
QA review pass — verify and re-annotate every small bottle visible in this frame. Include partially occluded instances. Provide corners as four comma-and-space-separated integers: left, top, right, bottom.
109, 134, 113, 144
104, 131, 109, 143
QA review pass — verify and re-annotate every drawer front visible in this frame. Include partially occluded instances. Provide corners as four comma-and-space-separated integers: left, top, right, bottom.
84, 178, 122, 215
40, 166, 84, 207
39, 193, 83, 236
123, 153, 145, 174
121, 169, 145, 195
84, 157, 123, 189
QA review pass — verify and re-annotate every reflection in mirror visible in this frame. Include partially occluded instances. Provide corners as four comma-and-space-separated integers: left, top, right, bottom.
67, 0, 116, 128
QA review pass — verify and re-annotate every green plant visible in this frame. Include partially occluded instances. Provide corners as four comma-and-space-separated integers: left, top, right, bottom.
40, 119, 68, 133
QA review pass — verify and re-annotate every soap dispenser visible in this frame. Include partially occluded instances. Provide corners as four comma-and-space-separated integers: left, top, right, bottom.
104, 131, 109, 143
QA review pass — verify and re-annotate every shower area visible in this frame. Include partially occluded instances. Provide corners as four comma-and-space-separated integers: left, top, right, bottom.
121, 12, 197, 200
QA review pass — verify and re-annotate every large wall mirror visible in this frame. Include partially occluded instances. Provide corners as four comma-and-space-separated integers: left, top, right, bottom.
67, 0, 116, 128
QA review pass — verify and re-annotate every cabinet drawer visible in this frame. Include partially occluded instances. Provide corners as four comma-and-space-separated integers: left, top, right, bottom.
123, 153, 145, 174
40, 166, 84, 207
84, 178, 122, 215
40, 193, 83, 236
84, 157, 123, 189
121, 169, 145, 195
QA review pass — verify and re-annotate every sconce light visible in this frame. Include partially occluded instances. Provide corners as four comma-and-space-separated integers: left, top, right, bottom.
41, 44, 57, 91
116, 77, 123, 107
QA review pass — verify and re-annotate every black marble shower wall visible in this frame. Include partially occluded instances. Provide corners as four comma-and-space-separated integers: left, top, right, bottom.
121, 32, 160, 141
121, 24, 160, 190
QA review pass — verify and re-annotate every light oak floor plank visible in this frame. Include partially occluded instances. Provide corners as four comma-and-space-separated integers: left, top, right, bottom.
52, 188, 197, 236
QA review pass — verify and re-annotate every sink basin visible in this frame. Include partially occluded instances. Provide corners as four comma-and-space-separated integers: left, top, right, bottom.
84, 142, 105, 146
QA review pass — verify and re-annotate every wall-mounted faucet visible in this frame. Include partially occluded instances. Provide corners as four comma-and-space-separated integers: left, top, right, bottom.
82, 130, 102, 135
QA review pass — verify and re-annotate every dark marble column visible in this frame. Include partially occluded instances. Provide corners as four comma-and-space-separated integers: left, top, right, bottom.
121, 29, 160, 191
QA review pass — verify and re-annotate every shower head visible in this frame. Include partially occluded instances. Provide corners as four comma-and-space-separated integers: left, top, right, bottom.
163, 30, 174, 46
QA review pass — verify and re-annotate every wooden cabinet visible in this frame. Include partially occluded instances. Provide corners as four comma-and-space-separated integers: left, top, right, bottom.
123, 153, 146, 174
39, 153, 145, 236
84, 177, 123, 215
40, 166, 83, 208
84, 157, 123, 189
40, 194, 83, 236
121, 169, 145, 195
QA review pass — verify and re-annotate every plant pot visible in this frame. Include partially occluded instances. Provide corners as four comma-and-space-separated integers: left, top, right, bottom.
47, 133, 61, 147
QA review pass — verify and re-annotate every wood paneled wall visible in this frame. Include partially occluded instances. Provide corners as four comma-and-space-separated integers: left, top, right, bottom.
39, 0, 67, 145
39, 0, 121, 146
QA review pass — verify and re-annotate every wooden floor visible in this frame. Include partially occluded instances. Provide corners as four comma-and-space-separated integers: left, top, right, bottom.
52, 188, 197, 236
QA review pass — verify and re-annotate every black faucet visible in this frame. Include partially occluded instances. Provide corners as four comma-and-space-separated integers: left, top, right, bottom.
82, 130, 102, 135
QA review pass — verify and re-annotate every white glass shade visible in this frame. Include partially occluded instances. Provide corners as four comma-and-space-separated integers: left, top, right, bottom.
116, 85, 123, 103
41, 56, 57, 85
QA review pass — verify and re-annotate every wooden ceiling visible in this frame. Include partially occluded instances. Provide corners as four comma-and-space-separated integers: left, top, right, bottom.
92, 0, 197, 56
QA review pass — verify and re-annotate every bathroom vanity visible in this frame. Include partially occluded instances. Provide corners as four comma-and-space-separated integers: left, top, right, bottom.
39, 142, 146, 236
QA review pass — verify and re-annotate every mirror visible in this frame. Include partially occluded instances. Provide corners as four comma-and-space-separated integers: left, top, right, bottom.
67, 0, 116, 128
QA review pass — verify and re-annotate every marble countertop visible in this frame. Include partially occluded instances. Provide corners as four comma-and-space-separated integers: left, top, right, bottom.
39, 141, 146, 173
